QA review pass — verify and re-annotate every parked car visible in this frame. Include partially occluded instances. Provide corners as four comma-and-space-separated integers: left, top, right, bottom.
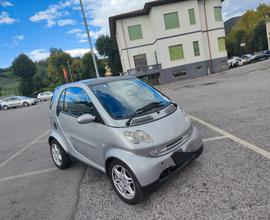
1, 96, 38, 110
242, 54, 256, 64
48, 76, 203, 204
254, 53, 269, 62
227, 57, 245, 68
0, 99, 3, 110
263, 50, 270, 56
37, 91, 53, 102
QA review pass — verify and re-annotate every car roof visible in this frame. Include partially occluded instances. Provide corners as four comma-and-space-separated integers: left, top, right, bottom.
56, 76, 136, 90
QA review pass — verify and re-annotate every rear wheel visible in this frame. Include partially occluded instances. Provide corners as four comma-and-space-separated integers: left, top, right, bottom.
109, 159, 143, 204
38, 98, 42, 102
23, 102, 29, 107
50, 140, 72, 169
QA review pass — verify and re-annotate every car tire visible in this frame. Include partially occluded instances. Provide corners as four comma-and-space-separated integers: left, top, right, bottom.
109, 159, 143, 204
38, 99, 42, 102
2, 105, 8, 110
50, 140, 72, 169
23, 102, 29, 107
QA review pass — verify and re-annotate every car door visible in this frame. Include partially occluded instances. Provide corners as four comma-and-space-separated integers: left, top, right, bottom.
56, 87, 105, 167
13, 97, 22, 107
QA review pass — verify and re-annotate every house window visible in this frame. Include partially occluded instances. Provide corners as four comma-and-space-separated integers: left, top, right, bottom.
193, 41, 200, 56
169, 44, 184, 61
214, 7, 222, 22
188, 8, 196, 25
128, 24, 143, 41
218, 37, 226, 52
133, 54, 148, 70
164, 12, 179, 30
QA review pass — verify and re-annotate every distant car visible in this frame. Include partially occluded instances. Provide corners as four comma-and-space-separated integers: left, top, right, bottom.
1, 96, 38, 110
254, 53, 269, 62
227, 57, 245, 68
37, 91, 53, 102
242, 54, 256, 64
263, 50, 270, 56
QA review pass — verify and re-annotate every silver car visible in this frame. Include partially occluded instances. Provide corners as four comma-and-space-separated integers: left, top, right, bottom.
37, 91, 53, 102
1, 96, 38, 110
48, 76, 203, 204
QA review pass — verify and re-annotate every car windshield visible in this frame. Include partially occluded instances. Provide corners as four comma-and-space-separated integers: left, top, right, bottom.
91, 79, 171, 120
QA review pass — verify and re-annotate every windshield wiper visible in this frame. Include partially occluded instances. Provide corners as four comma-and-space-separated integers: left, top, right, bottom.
126, 102, 165, 126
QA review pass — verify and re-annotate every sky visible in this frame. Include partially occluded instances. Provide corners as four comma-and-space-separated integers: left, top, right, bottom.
0, 0, 270, 68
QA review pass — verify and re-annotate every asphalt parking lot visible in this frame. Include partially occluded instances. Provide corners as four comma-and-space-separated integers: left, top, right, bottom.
1, 60, 270, 219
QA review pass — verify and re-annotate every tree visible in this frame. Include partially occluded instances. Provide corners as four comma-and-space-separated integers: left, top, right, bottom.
81, 52, 106, 80
96, 35, 122, 75
47, 48, 73, 83
251, 19, 268, 52
226, 4, 270, 56
11, 54, 36, 96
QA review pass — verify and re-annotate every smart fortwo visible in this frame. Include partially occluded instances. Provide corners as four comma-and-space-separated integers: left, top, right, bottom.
48, 76, 203, 204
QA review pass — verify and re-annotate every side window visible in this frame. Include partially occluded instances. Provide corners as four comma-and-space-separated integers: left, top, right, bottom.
57, 90, 65, 113
64, 87, 96, 117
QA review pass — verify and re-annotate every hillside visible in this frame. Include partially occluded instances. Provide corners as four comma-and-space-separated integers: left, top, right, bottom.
225, 16, 241, 34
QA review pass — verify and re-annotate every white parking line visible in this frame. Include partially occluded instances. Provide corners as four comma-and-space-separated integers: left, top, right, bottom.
0, 168, 58, 183
0, 130, 49, 170
189, 115, 270, 160
203, 136, 227, 142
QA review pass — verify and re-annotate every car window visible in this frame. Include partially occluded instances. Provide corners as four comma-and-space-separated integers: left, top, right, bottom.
63, 87, 97, 117
57, 90, 65, 113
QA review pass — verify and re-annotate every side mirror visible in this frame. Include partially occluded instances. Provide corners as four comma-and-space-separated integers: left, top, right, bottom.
77, 114, 96, 124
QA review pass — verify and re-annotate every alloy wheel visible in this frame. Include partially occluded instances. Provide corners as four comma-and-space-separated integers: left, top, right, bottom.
112, 165, 135, 199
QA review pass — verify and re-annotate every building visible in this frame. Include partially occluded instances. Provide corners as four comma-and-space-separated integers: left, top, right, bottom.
266, 21, 270, 50
109, 0, 228, 84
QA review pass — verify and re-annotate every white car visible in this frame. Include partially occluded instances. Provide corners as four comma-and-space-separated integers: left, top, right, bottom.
1, 96, 38, 110
37, 91, 53, 102
227, 57, 246, 68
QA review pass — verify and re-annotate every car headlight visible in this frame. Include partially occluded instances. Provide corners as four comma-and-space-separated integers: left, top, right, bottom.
124, 130, 153, 144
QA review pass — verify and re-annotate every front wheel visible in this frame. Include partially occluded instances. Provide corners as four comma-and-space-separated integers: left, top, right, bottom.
109, 159, 143, 204
50, 140, 72, 169
2, 105, 8, 110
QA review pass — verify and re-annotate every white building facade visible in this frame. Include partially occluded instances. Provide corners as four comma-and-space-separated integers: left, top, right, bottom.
109, 0, 228, 84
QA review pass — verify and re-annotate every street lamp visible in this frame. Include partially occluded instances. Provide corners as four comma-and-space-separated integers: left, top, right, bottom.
79, 0, 100, 78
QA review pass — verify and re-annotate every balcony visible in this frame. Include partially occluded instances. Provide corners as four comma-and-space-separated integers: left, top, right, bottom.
127, 64, 162, 76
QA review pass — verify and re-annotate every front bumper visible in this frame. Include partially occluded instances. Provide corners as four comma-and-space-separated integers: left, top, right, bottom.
143, 145, 203, 192
131, 125, 203, 187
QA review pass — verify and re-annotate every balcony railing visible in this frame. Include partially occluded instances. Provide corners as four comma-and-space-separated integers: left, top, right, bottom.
127, 64, 162, 76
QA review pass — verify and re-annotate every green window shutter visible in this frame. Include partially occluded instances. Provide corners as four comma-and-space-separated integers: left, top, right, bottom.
128, 25, 143, 41
218, 37, 226, 52
193, 41, 200, 56
169, 45, 184, 61
188, 8, 196, 25
214, 7, 222, 22
164, 12, 179, 30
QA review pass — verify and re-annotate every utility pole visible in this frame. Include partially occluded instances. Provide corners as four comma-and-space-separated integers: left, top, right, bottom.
79, 0, 100, 78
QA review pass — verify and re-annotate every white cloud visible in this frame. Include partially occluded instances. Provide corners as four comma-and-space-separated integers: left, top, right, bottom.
27, 47, 97, 61
67, 28, 82, 34
0, 1, 13, 7
0, 11, 17, 25
81, 0, 149, 35
57, 18, 76, 26
28, 49, 50, 61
